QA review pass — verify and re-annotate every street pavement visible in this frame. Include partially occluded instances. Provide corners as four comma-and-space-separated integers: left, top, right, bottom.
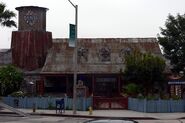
0, 115, 91, 123
1, 107, 185, 123
136, 120, 185, 123
0, 115, 185, 123
20, 109, 185, 120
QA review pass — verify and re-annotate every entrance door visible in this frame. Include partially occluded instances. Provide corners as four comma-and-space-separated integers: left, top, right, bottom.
94, 77, 117, 97
93, 76, 128, 109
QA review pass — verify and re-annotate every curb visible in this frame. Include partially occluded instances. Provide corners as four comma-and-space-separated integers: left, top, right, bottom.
30, 113, 157, 120
2, 111, 185, 120
0, 111, 157, 120
0, 112, 26, 117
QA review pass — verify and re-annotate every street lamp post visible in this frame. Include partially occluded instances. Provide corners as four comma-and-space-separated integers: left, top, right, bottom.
68, 0, 78, 114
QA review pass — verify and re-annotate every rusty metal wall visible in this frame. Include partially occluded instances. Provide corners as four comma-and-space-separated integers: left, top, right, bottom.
42, 38, 162, 74
11, 31, 52, 71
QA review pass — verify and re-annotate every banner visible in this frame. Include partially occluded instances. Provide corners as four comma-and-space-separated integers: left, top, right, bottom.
69, 24, 76, 47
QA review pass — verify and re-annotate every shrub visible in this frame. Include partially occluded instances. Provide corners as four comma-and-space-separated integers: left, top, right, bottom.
137, 93, 145, 99
146, 94, 158, 100
160, 93, 170, 100
10, 91, 25, 97
171, 95, 181, 100
124, 83, 140, 97
48, 102, 55, 110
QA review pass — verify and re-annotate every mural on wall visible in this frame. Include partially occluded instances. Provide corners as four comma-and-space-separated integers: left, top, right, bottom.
98, 47, 111, 62
119, 47, 132, 62
78, 47, 89, 63
24, 10, 38, 26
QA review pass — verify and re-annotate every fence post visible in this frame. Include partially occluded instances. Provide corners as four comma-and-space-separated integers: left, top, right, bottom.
144, 98, 147, 112
183, 99, 185, 112
83, 97, 86, 111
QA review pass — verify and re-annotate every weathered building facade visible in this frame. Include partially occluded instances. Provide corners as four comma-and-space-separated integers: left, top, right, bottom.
40, 38, 162, 109
9, 6, 52, 96
11, 6, 52, 71
0, 5, 174, 109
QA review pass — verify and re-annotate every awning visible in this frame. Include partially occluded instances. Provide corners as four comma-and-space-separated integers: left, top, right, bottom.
168, 81, 185, 85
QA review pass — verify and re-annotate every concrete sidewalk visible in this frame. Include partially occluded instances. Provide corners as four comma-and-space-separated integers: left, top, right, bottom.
10, 109, 185, 120
1, 108, 185, 120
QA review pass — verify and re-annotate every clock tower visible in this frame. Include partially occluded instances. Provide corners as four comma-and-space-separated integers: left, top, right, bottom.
11, 6, 52, 71
16, 6, 47, 31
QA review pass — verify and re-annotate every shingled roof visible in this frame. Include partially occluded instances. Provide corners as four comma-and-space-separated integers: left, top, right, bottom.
41, 38, 162, 74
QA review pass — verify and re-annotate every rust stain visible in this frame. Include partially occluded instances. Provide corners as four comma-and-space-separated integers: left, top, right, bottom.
11, 31, 52, 71
41, 38, 162, 74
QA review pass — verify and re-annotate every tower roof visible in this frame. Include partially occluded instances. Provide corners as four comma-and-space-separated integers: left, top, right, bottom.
15, 6, 48, 11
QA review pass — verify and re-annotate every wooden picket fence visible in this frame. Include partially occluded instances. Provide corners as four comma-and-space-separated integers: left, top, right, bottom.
128, 98, 185, 112
3, 96, 184, 112
2, 96, 92, 111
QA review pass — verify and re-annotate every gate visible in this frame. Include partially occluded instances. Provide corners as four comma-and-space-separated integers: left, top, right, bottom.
93, 96, 128, 109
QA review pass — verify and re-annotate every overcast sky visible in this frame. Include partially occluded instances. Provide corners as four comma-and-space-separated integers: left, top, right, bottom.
0, 0, 185, 48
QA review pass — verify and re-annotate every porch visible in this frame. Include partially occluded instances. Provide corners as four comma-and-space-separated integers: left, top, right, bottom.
38, 73, 127, 109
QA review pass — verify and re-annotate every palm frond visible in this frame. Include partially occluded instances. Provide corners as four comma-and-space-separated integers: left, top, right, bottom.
1, 10, 16, 19
0, 3, 6, 13
0, 2, 16, 28
1, 20, 17, 27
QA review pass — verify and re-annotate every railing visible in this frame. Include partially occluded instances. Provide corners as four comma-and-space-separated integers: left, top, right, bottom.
128, 98, 185, 112
2, 96, 92, 111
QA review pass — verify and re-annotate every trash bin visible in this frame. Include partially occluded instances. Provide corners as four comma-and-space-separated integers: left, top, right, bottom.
56, 98, 65, 113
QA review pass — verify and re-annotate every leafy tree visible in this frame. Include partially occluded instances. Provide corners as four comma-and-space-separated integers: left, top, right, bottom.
123, 83, 140, 97
124, 51, 166, 94
0, 65, 23, 96
0, 2, 16, 27
158, 13, 185, 74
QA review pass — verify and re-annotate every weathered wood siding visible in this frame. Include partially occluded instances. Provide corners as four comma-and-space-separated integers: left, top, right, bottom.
128, 98, 185, 112
3, 96, 92, 111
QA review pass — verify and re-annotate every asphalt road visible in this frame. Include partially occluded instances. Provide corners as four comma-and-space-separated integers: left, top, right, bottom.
1, 115, 185, 123
0, 115, 91, 123
135, 120, 185, 123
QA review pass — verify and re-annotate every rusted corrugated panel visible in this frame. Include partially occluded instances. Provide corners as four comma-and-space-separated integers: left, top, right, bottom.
11, 31, 52, 71
41, 38, 162, 74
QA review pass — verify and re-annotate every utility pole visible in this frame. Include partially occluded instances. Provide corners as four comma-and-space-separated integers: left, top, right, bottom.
68, 0, 78, 114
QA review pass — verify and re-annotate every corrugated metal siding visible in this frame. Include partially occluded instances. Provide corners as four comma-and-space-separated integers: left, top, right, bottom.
11, 31, 52, 71
41, 38, 162, 74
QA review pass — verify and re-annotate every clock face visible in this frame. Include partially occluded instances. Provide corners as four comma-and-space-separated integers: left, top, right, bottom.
23, 10, 38, 26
